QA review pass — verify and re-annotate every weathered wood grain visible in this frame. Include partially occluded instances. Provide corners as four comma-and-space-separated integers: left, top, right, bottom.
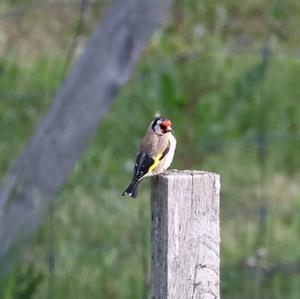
151, 170, 220, 299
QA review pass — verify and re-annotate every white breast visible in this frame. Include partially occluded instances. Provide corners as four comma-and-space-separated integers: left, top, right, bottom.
163, 133, 177, 170
152, 133, 176, 174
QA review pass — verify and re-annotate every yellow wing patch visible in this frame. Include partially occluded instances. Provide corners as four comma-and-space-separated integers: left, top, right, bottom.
148, 153, 163, 172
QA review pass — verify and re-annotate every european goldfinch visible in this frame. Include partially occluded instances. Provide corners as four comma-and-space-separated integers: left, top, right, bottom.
122, 115, 176, 198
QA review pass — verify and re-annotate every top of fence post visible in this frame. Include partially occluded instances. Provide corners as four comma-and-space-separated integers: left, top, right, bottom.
151, 170, 220, 299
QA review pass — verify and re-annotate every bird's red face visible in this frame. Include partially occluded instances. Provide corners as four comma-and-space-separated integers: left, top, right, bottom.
152, 117, 173, 135
159, 120, 172, 133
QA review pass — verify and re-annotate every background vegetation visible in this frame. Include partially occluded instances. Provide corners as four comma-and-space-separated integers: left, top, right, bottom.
1, 0, 300, 298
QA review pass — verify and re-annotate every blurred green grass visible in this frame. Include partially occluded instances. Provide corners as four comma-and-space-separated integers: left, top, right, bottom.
1, 0, 300, 298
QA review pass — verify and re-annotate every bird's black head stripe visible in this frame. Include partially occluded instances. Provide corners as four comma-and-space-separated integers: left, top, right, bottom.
151, 117, 165, 131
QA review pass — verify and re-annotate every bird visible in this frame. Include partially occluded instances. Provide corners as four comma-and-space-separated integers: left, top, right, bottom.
122, 114, 177, 198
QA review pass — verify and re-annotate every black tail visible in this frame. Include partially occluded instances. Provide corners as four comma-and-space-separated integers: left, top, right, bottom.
122, 180, 140, 198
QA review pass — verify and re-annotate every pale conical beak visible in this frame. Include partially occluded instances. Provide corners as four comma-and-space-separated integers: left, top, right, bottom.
165, 126, 172, 132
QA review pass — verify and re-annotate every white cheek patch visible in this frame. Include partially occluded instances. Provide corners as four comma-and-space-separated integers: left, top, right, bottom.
154, 124, 163, 135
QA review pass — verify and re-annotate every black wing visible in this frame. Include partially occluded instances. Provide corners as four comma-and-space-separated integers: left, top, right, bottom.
131, 141, 170, 182
132, 153, 155, 182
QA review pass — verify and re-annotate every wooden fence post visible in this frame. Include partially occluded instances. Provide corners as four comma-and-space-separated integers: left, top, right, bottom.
151, 170, 220, 299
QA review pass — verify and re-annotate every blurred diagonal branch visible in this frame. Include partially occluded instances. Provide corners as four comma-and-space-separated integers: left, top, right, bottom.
0, 0, 172, 264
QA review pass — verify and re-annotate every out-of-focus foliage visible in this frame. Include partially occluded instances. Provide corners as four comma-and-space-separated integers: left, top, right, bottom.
0, 0, 300, 298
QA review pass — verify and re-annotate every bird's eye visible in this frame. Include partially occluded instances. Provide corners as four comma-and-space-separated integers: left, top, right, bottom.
160, 124, 167, 130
